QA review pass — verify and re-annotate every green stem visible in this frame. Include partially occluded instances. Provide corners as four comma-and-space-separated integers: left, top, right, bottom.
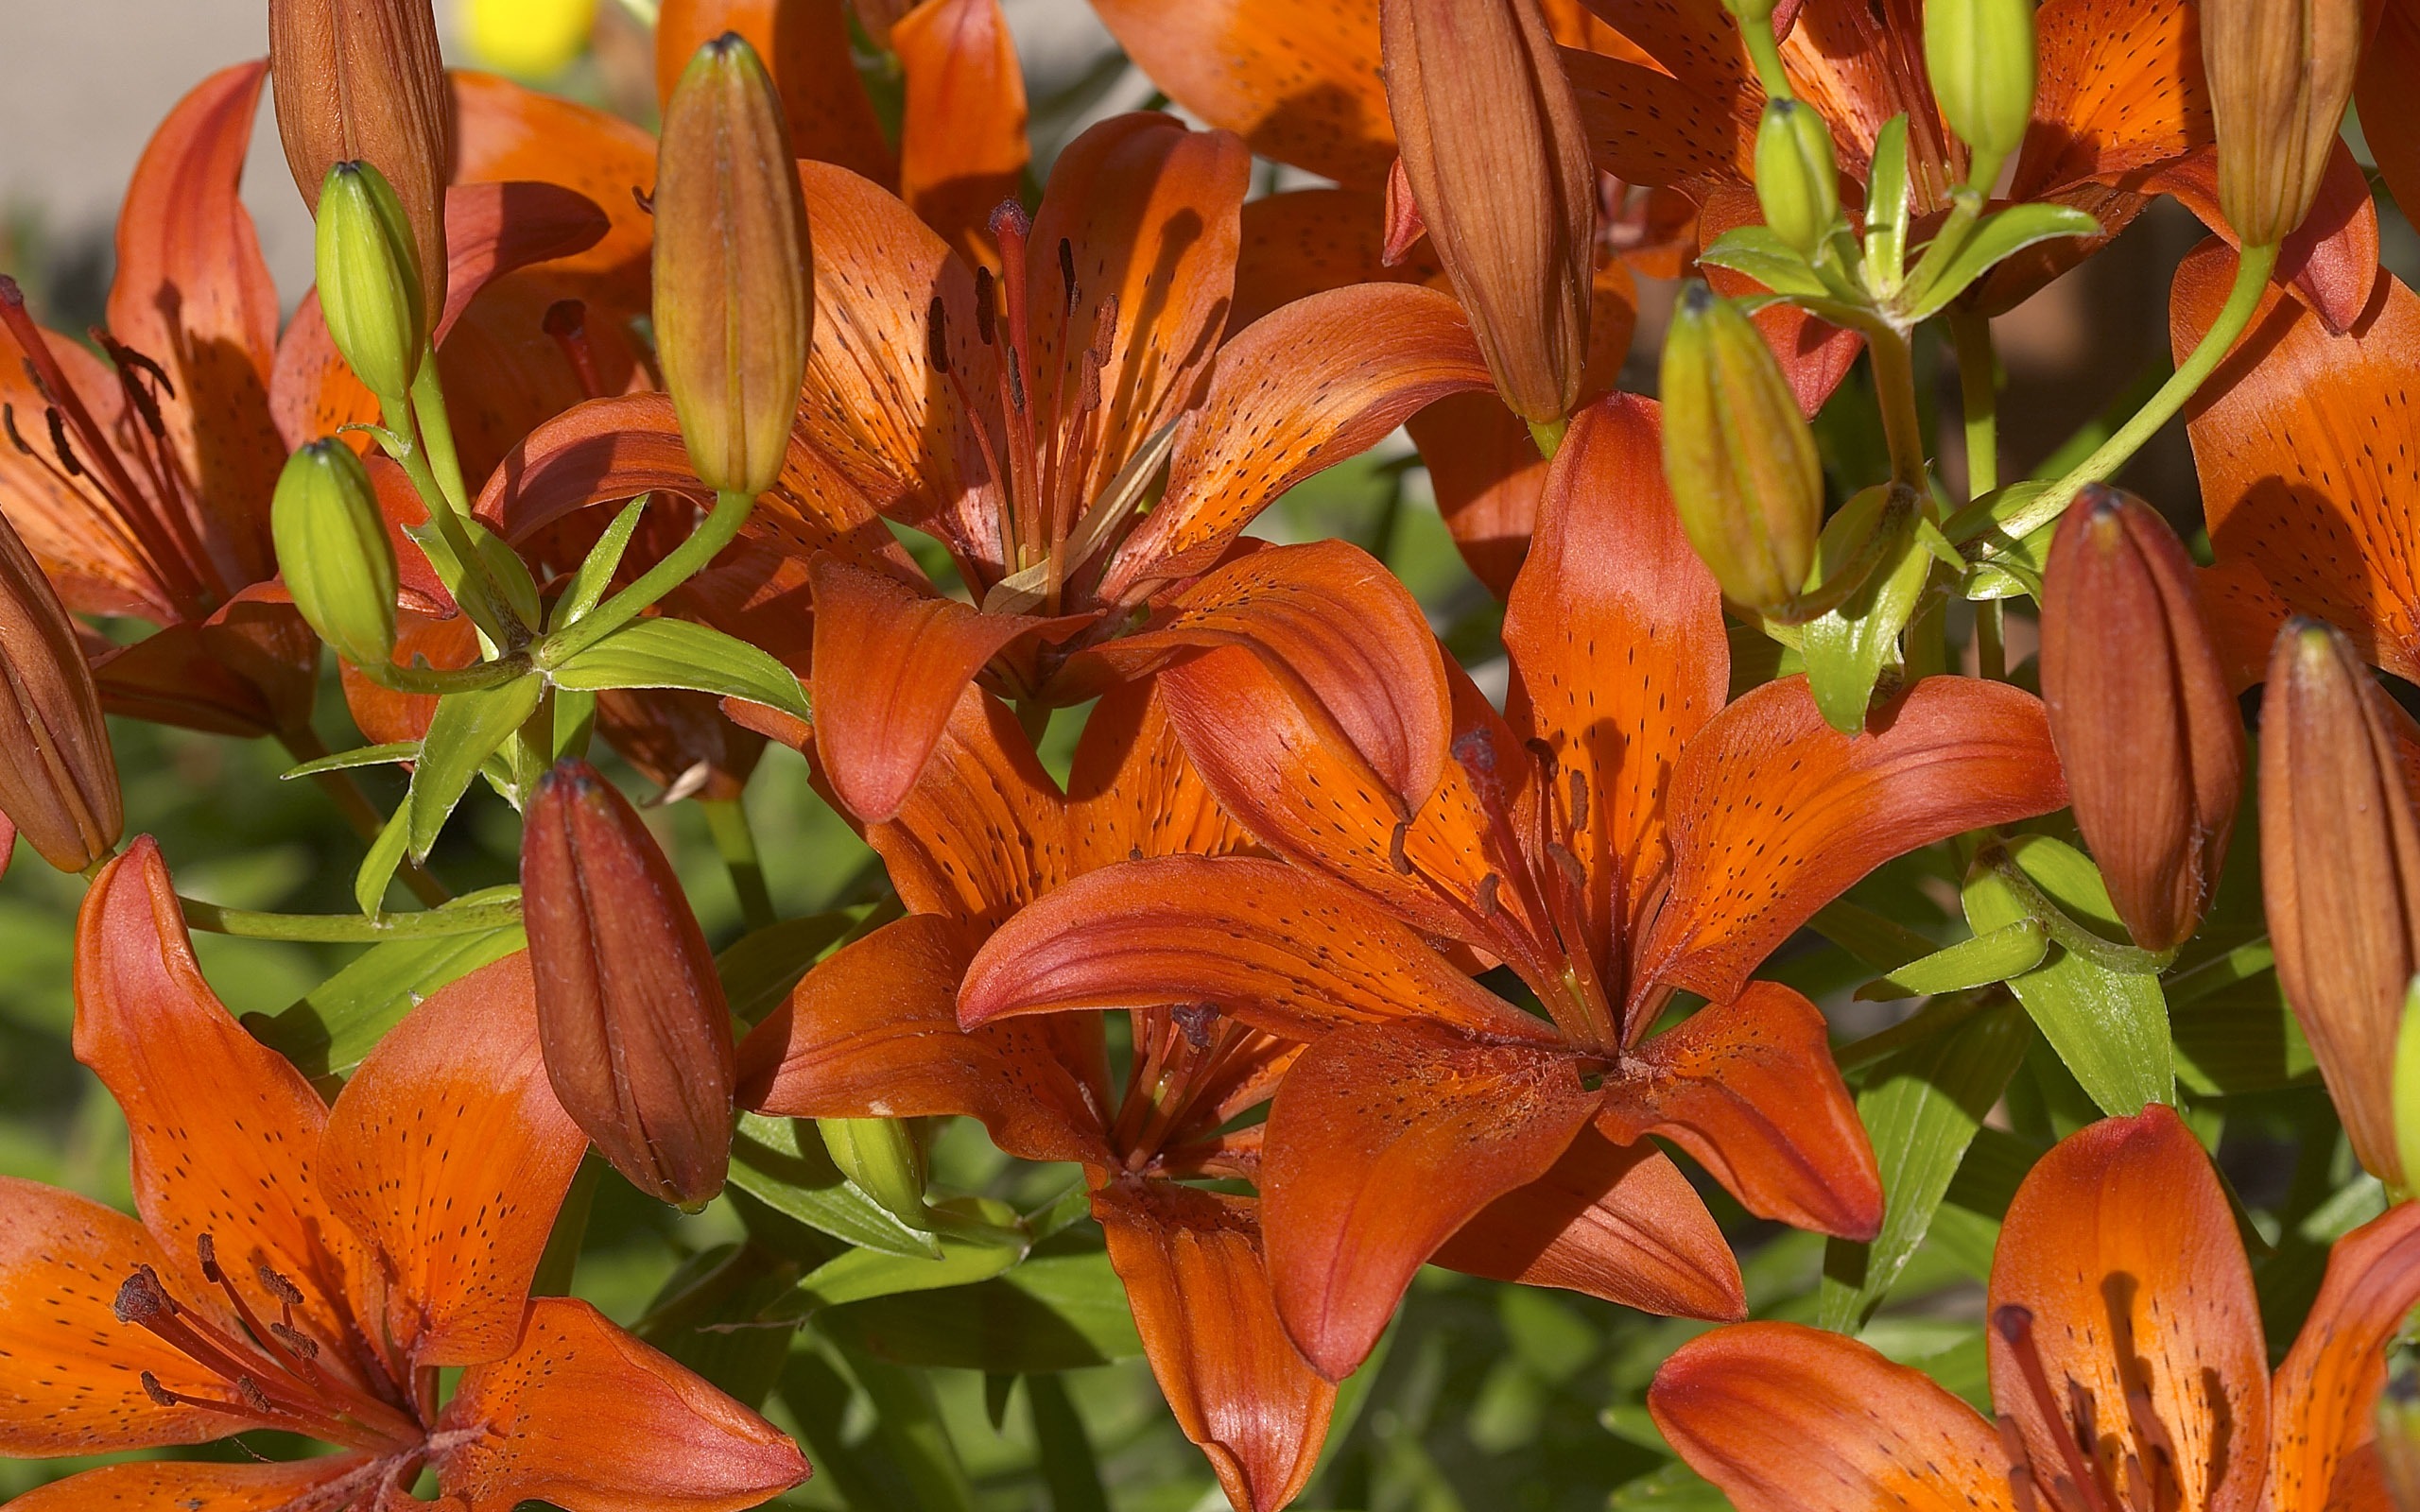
1976, 599, 2006, 680
1736, 10, 1793, 98
277, 729, 449, 906
1527, 416, 1567, 460
181, 893, 521, 941
1865, 326, 1928, 490
701, 797, 778, 934
2008, 239, 2281, 541
1982, 848, 2178, 976
378, 394, 515, 648
541, 489, 755, 666
408, 356, 473, 518
354, 655, 531, 697
1947, 305, 1998, 498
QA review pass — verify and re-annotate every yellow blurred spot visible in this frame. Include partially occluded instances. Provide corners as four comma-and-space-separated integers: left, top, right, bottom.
461, 0, 599, 77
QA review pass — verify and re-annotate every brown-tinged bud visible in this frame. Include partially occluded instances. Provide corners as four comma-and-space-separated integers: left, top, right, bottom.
2259, 618, 2420, 1189
524, 758, 735, 1207
270, 0, 452, 323
2039, 487, 2242, 952
654, 33, 814, 497
1380, 0, 1594, 428
0, 511, 119, 872
1658, 282, 1823, 611
2202, 0, 2361, 247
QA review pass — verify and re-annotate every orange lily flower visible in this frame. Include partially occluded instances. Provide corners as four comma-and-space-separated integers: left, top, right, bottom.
0, 836, 806, 1510
1650, 1103, 2420, 1512
957, 393, 2071, 1381
734, 681, 1334, 1512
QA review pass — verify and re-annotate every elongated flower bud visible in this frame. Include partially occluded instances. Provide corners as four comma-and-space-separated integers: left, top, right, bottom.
2203, 0, 2360, 247
1659, 283, 1822, 610
1923, 0, 2035, 180
315, 162, 428, 401
0, 512, 118, 872
820, 1117, 929, 1228
270, 0, 451, 322
2038, 488, 2241, 952
2259, 619, 2420, 1189
1754, 100, 1840, 259
654, 33, 814, 497
272, 440, 400, 671
1381, 0, 1594, 429
524, 760, 735, 1208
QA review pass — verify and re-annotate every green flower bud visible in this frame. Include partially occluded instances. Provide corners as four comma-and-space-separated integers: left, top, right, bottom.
1659, 284, 1823, 612
1924, 0, 2036, 184
820, 1116, 930, 1229
1754, 99, 1840, 259
314, 161, 427, 403
272, 439, 400, 670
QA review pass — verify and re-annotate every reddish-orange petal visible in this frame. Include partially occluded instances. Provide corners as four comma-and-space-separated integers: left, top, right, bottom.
89, 617, 302, 740
437, 1296, 808, 1512
1650, 1321, 2016, 1512
895, 0, 1030, 266
1430, 1126, 1745, 1321
2268, 1199, 2420, 1512
1228, 188, 1421, 334
656, 0, 896, 186
1696, 182, 1864, 416
318, 953, 584, 1369
2146, 145, 2381, 336
737, 913, 1106, 1166
1987, 1106, 2267, 1512
1065, 678, 1254, 873
1095, 1180, 1336, 1512
1597, 983, 1880, 1239
2012, 0, 2207, 197
0, 1458, 369, 1512
859, 686, 1074, 924
2358, 0, 2420, 230
1636, 676, 2068, 1012
0, 335, 171, 621
2173, 242, 2420, 683
451, 71, 658, 311
1259, 1022, 1598, 1380
1563, 44, 1750, 187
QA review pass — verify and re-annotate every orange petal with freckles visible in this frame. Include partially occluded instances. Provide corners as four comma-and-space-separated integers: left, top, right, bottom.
959, 852, 1559, 1045
1649, 1321, 2017, 1512
1084, 0, 1393, 187
319, 953, 585, 1370
0, 1457, 372, 1512
657, 0, 896, 186
451, 71, 659, 311
437, 1296, 809, 1512
1066, 678, 1254, 873
1987, 1106, 2267, 1512
1637, 676, 2067, 1011
1228, 188, 1423, 335
807, 554, 1093, 822
1563, 44, 1750, 188
1431, 1126, 1745, 1321
862, 686, 1074, 924
737, 913, 1108, 1167
0, 335, 171, 621
896, 0, 1029, 266
2011, 0, 2207, 198
1504, 393, 1726, 973
2148, 146, 2380, 336
0, 1177, 255, 1453
2268, 1198, 2420, 1512
1597, 983, 1880, 1239
2174, 243, 2420, 683
1260, 1022, 1599, 1380
72, 839, 375, 1360
1096, 1181, 1335, 1512
1102, 283, 1491, 598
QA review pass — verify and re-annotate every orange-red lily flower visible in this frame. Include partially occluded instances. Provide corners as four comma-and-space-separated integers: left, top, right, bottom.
0, 836, 807, 1510
1651, 1103, 2420, 1512
735, 681, 1332, 1512
958, 393, 2071, 1381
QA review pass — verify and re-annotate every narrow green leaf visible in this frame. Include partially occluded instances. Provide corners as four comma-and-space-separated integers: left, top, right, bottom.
1905, 202, 2100, 320
1028, 1373, 1112, 1512
1801, 487, 1929, 733
816, 1232, 1144, 1372
354, 804, 413, 918
841, 1345, 977, 1512
1855, 919, 2048, 1001
1695, 226, 1830, 297
406, 674, 544, 859
548, 616, 811, 721
1808, 898, 1940, 971
728, 1111, 943, 1260
787, 1203, 1025, 1311
280, 741, 418, 780
549, 496, 650, 631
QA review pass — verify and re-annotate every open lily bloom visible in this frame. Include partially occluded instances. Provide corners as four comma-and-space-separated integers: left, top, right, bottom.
1651, 1104, 2420, 1512
0, 837, 805, 1510
957, 394, 2070, 1380
735, 682, 1332, 1511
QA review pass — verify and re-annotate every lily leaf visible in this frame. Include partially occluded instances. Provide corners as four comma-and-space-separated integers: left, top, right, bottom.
1864, 115, 1912, 285
548, 616, 811, 722
549, 497, 650, 632
1905, 203, 2100, 321
1801, 487, 1930, 733
281, 741, 419, 780
815, 1229, 1145, 1372
1855, 919, 2048, 1001
406, 673, 545, 860
1696, 226, 1830, 298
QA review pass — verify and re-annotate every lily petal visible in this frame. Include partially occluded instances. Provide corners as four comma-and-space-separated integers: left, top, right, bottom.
1596, 983, 1881, 1239
2358, 0, 2420, 227
318, 953, 584, 1370
452, 70, 658, 310
1259, 1022, 1599, 1380
1986, 1106, 2267, 1512
0, 1458, 370, 1512
861, 686, 1074, 924
0, 335, 169, 621
89, 618, 298, 739
2268, 1199, 2420, 1512
1095, 1180, 1335, 1512
1430, 1126, 1746, 1321
1066, 678, 1254, 872
737, 913, 1107, 1166
1228, 188, 1419, 334
2147, 146, 2380, 336
1649, 1321, 2017, 1512
1636, 676, 2067, 1012
896, 0, 1030, 266
2011, 0, 2207, 198
657, 0, 896, 185
437, 1296, 809, 1512
1563, 44, 1748, 187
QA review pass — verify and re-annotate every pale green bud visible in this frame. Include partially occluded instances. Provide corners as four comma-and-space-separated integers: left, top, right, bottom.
1754, 99, 1841, 258
1924, 0, 2036, 182
1659, 284, 1824, 611
314, 161, 428, 402
272, 439, 400, 670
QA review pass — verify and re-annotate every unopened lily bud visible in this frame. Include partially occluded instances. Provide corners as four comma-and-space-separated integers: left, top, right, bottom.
2379, 1358, 2420, 1508
2039, 488, 2241, 952
2203, 0, 2360, 247
820, 1117, 929, 1228
0, 512, 118, 872
1754, 100, 1840, 259
1380, 0, 1594, 428
2259, 619, 2420, 1189
654, 33, 814, 497
272, 440, 400, 671
1658, 283, 1823, 610
524, 759, 736, 1208
270, 0, 451, 322
315, 162, 428, 401
1923, 0, 2035, 183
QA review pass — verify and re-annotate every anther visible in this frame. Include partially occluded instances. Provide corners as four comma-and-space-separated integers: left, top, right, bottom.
1566, 769, 1590, 834
1390, 820, 1414, 875
1058, 237, 1079, 314
255, 1264, 305, 1308
1173, 1003, 1217, 1050
44, 408, 81, 477
1545, 842, 1588, 893
925, 296, 952, 375
974, 268, 997, 346
269, 1322, 320, 1359
1091, 293, 1120, 362
2, 404, 29, 455
631, 185, 655, 215
115, 1265, 177, 1324
18, 358, 49, 404
140, 1370, 178, 1407
233, 1377, 275, 1416
196, 1232, 222, 1283
1005, 347, 1027, 412
1477, 873, 1503, 917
